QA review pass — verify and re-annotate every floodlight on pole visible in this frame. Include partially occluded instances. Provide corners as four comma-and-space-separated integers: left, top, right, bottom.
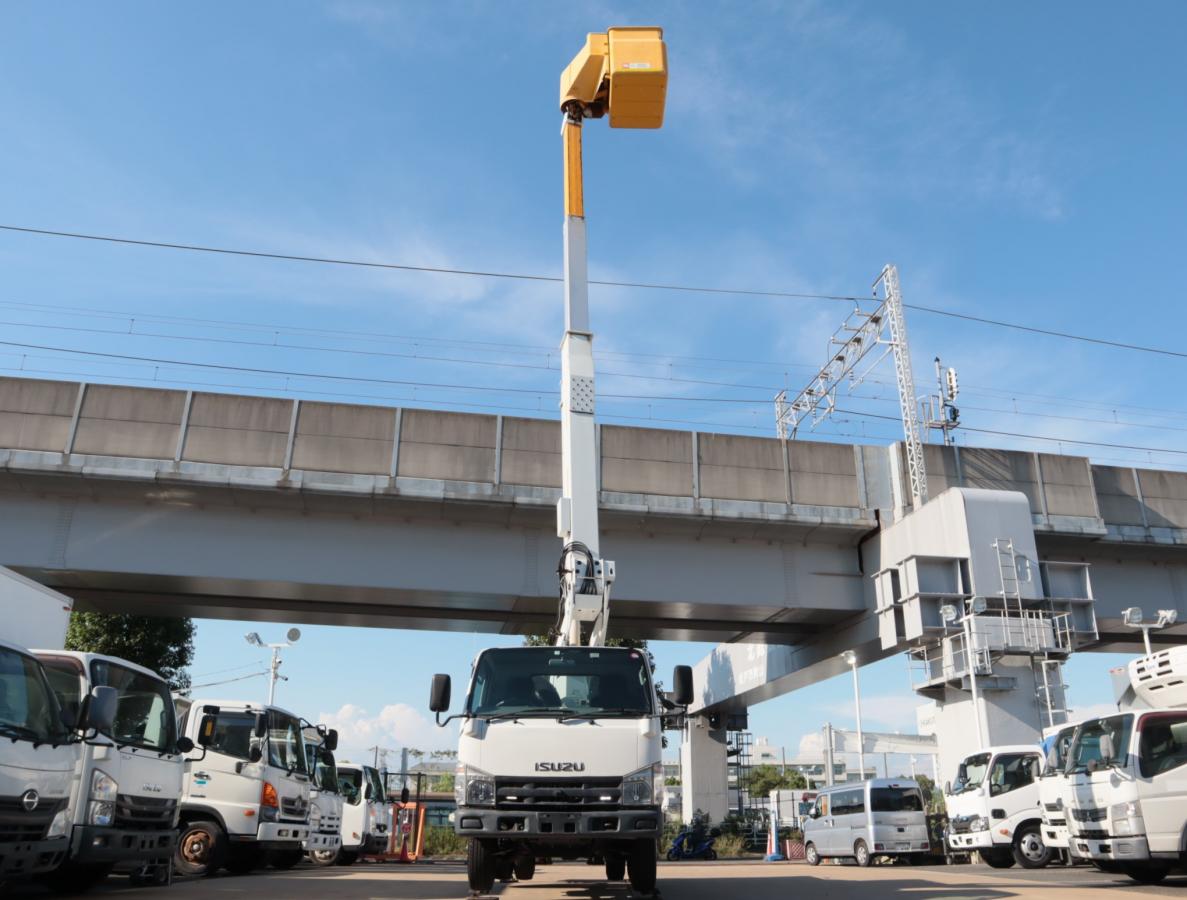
1124, 606, 1178, 657
244, 629, 302, 704
841, 650, 865, 781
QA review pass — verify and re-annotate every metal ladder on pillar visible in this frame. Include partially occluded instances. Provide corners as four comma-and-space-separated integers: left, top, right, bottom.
1034, 658, 1069, 730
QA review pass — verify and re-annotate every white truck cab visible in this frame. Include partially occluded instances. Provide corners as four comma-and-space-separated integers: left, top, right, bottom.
34, 650, 189, 890
944, 744, 1050, 869
1064, 647, 1187, 884
335, 761, 390, 864
1038, 722, 1079, 858
429, 645, 693, 894
302, 725, 343, 865
0, 638, 93, 886
173, 698, 311, 876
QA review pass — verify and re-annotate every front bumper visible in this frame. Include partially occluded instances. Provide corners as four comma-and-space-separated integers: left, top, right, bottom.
946, 829, 994, 851
70, 825, 176, 864
1069, 831, 1151, 862
1041, 820, 1069, 849
240, 820, 309, 850
454, 806, 662, 840
304, 829, 342, 852
0, 836, 69, 877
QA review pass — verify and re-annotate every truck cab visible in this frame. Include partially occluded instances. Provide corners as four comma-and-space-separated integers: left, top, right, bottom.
944, 744, 1050, 869
335, 762, 390, 864
174, 699, 311, 877
34, 650, 189, 890
0, 638, 84, 886
1038, 722, 1078, 858
430, 645, 692, 895
302, 726, 343, 865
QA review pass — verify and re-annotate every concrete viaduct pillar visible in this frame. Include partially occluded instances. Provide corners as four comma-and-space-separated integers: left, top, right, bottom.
680, 718, 730, 824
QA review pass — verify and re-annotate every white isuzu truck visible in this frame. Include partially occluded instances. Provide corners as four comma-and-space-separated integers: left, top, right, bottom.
428, 25, 690, 896
301, 725, 343, 865
34, 650, 191, 890
1064, 645, 1187, 884
944, 744, 1050, 869
173, 698, 311, 876
0, 568, 119, 890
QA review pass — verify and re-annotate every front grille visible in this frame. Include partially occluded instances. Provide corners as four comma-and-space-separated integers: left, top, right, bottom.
1071, 807, 1106, 823
280, 796, 309, 821
948, 816, 972, 834
494, 777, 622, 810
0, 795, 67, 842
1046, 816, 1066, 826
1076, 828, 1108, 840
114, 795, 177, 831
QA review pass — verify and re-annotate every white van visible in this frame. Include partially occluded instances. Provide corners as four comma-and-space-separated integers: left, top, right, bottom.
803, 779, 930, 867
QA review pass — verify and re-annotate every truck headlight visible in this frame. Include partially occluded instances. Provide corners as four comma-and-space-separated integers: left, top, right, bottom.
1109, 800, 1144, 836
47, 808, 71, 839
969, 816, 988, 832
88, 801, 115, 826
91, 768, 118, 802
459, 766, 495, 807
622, 764, 662, 807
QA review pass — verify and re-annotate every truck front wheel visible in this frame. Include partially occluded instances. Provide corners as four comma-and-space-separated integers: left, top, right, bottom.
268, 848, 305, 870
513, 856, 536, 881
627, 839, 657, 895
467, 838, 496, 894
605, 856, 626, 881
1120, 864, 1170, 885
979, 848, 1016, 869
1011, 824, 1051, 869
175, 819, 225, 877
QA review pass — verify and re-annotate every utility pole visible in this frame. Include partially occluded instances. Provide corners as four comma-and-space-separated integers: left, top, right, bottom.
244, 628, 301, 705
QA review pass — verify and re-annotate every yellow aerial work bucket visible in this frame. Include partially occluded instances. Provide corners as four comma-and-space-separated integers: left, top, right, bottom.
606, 27, 667, 129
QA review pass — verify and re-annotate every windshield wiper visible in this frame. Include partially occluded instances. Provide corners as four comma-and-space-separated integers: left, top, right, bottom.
0, 723, 47, 746
558, 707, 646, 722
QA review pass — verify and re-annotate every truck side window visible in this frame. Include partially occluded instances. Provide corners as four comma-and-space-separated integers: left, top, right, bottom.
207, 711, 255, 760
988, 753, 1037, 796
1139, 714, 1187, 777
38, 657, 83, 726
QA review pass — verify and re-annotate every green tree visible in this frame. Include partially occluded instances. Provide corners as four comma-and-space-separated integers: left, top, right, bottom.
914, 773, 945, 814
523, 633, 648, 651
742, 764, 807, 798
65, 612, 195, 691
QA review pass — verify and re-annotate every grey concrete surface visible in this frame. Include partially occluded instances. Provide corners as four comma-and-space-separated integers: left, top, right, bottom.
8, 859, 1186, 899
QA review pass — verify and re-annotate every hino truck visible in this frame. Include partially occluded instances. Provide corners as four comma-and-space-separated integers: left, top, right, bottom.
173, 697, 311, 876
1064, 645, 1187, 884
34, 650, 191, 890
427, 25, 692, 896
301, 725, 343, 866
943, 744, 1050, 869
333, 761, 390, 864
0, 568, 117, 889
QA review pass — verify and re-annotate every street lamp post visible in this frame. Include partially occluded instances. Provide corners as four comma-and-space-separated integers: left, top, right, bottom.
942, 598, 987, 750
245, 628, 301, 705
841, 650, 865, 781
1123, 606, 1179, 656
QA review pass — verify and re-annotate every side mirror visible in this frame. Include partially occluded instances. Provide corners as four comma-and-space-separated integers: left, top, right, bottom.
401, 786, 410, 804
429, 674, 452, 714
85, 685, 118, 733
197, 714, 216, 747
176, 736, 195, 754
249, 745, 263, 763
1099, 733, 1115, 762
365, 782, 373, 800
1046, 746, 1060, 770
254, 714, 268, 739
672, 665, 694, 707
325, 729, 339, 752
944, 781, 951, 796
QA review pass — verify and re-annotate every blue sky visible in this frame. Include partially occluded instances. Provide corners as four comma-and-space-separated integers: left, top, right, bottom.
2, 2, 1185, 771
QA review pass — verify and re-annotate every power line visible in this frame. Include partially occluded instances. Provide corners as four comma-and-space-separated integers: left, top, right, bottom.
188, 671, 267, 690
4, 223, 1181, 359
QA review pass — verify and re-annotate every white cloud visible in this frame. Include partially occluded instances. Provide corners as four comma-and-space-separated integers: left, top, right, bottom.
319, 701, 449, 758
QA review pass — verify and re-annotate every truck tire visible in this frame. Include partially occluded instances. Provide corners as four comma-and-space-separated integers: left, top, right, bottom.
979, 848, 1016, 869
308, 849, 338, 867
268, 848, 305, 870
1011, 824, 1051, 869
1121, 864, 1170, 885
43, 862, 114, 893
336, 849, 359, 866
854, 840, 871, 867
225, 845, 263, 875
606, 856, 626, 881
805, 842, 821, 866
627, 839, 657, 895
495, 858, 515, 882
514, 856, 536, 881
467, 838, 496, 894
175, 819, 226, 877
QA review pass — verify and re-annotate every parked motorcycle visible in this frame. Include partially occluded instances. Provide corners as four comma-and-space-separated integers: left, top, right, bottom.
666, 822, 721, 861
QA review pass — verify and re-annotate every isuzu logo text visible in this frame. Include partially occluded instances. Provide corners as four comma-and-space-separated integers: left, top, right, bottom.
535, 762, 586, 772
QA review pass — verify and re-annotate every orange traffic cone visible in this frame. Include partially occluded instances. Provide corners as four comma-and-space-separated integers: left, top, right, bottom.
398, 833, 411, 863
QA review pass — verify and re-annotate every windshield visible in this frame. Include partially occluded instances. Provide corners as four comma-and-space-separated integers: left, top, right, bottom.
305, 742, 339, 792
952, 753, 991, 794
364, 766, 386, 803
267, 710, 309, 774
466, 647, 653, 717
1067, 715, 1133, 773
1042, 726, 1077, 776
339, 768, 363, 805
0, 647, 67, 744
91, 659, 176, 752
871, 787, 924, 812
